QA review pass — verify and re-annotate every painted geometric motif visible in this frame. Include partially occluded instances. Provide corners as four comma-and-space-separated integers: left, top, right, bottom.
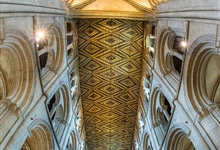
78, 18, 143, 150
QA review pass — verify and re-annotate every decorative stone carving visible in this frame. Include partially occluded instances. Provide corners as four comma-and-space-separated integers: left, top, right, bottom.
135, 141, 139, 150
76, 117, 81, 131
138, 119, 144, 133
80, 140, 85, 150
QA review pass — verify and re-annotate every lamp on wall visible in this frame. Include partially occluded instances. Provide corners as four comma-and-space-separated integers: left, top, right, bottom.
35, 31, 45, 42
181, 41, 187, 48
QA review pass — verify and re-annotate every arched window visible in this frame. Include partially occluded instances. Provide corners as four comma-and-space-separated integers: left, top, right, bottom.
158, 96, 172, 133
170, 36, 184, 75
37, 38, 49, 69
47, 92, 64, 132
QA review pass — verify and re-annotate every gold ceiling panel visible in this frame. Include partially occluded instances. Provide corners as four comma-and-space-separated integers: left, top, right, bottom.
78, 18, 143, 150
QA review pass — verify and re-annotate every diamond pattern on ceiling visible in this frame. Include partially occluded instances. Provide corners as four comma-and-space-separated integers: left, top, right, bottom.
78, 18, 143, 150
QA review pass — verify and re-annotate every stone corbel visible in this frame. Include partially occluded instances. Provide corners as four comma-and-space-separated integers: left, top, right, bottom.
0, 18, 5, 45
0, 98, 11, 117
27, 126, 33, 138
0, 100, 22, 118
9, 103, 23, 118
207, 104, 219, 113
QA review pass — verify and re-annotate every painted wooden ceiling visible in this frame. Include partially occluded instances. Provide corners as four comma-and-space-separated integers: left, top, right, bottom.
78, 18, 144, 150
65, 0, 167, 19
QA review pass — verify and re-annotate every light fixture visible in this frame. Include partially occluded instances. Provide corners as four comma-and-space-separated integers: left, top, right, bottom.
35, 31, 45, 41
37, 31, 44, 38
181, 41, 187, 48
35, 28, 47, 42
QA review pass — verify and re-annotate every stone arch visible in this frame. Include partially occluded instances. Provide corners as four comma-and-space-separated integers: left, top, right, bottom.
149, 85, 172, 127
157, 27, 184, 80
0, 29, 35, 113
49, 23, 64, 71
164, 124, 195, 150
143, 134, 152, 150
157, 27, 176, 74
59, 83, 72, 123
37, 22, 64, 77
21, 119, 53, 150
184, 34, 220, 116
149, 85, 173, 145
66, 131, 77, 150
149, 86, 161, 127
46, 82, 71, 141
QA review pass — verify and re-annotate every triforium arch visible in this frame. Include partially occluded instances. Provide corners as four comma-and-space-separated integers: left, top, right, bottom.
149, 86, 172, 128
164, 124, 195, 150
157, 27, 185, 79
143, 134, 153, 150
184, 34, 220, 117
66, 131, 77, 150
0, 29, 35, 114
149, 86, 162, 127
46, 83, 71, 141
37, 22, 64, 75
149, 85, 173, 146
21, 119, 53, 150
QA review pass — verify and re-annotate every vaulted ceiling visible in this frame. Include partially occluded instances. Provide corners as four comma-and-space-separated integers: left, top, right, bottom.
78, 18, 144, 150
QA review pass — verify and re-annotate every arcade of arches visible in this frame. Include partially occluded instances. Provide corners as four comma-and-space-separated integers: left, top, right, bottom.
0, 0, 220, 150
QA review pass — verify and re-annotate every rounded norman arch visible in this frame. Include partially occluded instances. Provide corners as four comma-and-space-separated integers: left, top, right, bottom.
21, 119, 53, 150
49, 23, 64, 71
60, 83, 71, 122
157, 27, 184, 80
164, 124, 195, 150
149, 86, 161, 127
66, 131, 77, 150
184, 34, 220, 116
157, 27, 176, 74
37, 22, 64, 76
0, 29, 35, 113
143, 134, 152, 150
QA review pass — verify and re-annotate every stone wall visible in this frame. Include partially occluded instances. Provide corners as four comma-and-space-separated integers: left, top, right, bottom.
0, 0, 86, 149
135, 0, 220, 149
